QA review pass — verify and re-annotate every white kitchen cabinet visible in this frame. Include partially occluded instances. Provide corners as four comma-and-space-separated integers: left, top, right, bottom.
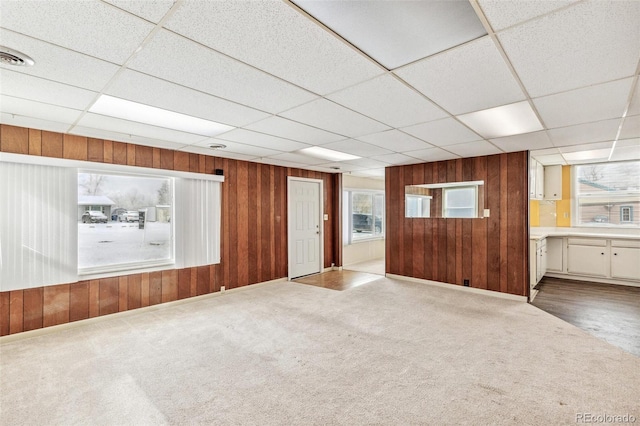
534, 161, 544, 200
529, 158, 538, 199
611, 240, 640, 281
530, 238, 547, 288
546, 237, 564, 273
567, 238, 608, 277
543, 165, 562, 200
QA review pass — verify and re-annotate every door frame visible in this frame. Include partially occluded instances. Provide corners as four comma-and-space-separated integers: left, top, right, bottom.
287, 176, 324, 280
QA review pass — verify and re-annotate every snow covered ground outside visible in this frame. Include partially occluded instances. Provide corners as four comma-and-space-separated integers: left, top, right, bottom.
78, 222, 171, 269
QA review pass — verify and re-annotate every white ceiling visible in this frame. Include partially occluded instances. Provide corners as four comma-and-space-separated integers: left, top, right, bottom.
1, 0, 639, 179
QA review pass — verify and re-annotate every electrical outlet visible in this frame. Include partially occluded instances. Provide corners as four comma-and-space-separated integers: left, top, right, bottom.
463, 279, 470, 287
220, 286, 225, 293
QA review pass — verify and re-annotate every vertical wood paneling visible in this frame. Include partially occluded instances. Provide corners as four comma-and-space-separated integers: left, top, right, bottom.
152, 147, 161, 168
128, 274, 142, 310
87, 138, 104, 162
99, 278, 119, 316
118, 276, 128, 312
227, 160, 239, 287
112, 142, 127, 165
162, 270, 178, 302
89, 280, 100, 318
174, 151, 190, 172
160, 149, 174, 170
178, 268, 191, 300
385, 152, 528, 297
135, 145, 153, 168
69, 282, 89, 322
0, 125, 28, 154
42, 131, 63, 158
237, 161, 249, 287
127, 144, 136, 166
197, 266, 209, 296
28, 129, 42, 156
149, 272, 162, 305
63, 134, 88, 160
141, 273, 150, 307
9, 291, 24, 334
23, 288, 44, 331
43, 284, 70, 327
103, 140, 113, 163
189, 153, 199, 173
248, 162, 259, 284
0, 292, 10, 336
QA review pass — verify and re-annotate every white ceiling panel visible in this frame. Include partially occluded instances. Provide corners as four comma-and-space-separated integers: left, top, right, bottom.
490, 130, 553, 152
164, 0, 383, 95
357, 130, 433, 152
327, 74, 447, 128
69, 125, 187, 150
341, 158, 390, 169
0, 95, 82, 125
179, 145, 259, 162
0, 29, 120, 92
532, 153, 567, 166
0, 0, 154, 64
370, 153, 421, 166
628, 83, 640, 117
401, 118, 482, 147
252, 157, 312, 169
320, 139, 392, 158
534, 78, 633, 129
0, 113, 71, 134
127, 30, 318, 114
498, 0, 640, 97
560, 141, 613, 153
75, 113, 208, 145
395, 36, 525, 115
279, 99, 390, 138
479, 0, 578, 31
106, 70, 269, 128
102, 0, 175, 23
351, 168, 386, 179
619, 115, 640, 140
402, 147, 459, 163
0, 69, 98, 110
610, 138, 640, 161
264, 152, 328, 166
244, 116, 344, 145
445, 140, 503, 158
314, 162, 366, 173
214, 129, 310, 153
548, 119, 621, 147
191, 138, 283, 158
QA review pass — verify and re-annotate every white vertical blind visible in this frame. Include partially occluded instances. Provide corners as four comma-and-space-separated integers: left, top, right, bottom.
174, 178, 222, 268
0, 162, 77, 291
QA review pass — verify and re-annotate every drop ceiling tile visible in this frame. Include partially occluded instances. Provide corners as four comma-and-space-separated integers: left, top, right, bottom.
356, 130, 433, 152
315, 162, 366, 172
369, 153, 421, 166
107, 70, 269, 128
548, 119, 621, 147
534, 78, 633, 129
342, 158, 390, 169
0, 69, 98, 110
244, 116, 344, 145
102, 0, 175, 23
0, 0, 154, 64
479, 0, 578, 31
253, 157, 310, 169
531, 148, 561, 157
490, 130, 553, 152
179, 145, 259, 162
352, 168, 386, 179
444, 141, 503, 158
294, 0, 486, 70
560, 141, 613, 153
619, 115, 640, 140
395, 36, 525, 115
498, 1, 640, 97
76, 113, 208, 145
0, 95, 83, 124
533, 153, 567, 165
321, 139, 392, 157
69, 126, 186, 150
402, 147, 459, 163
265, 152, 328, 166
128, 30, 318, 113
279, 99, 390, 138
0, 113, 71, 134
628, 84, 640, 117
214, 129, 310, 152
191, 138, 282, 158
164, 0, 384, 95
610, 138, 640, 161
327, 74, 447, 128
0, 29, 120, 92
401, 118, 482, 147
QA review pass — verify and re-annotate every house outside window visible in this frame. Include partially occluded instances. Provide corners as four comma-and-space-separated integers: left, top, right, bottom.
620, 206, 633, 223
343, 190, 385, 244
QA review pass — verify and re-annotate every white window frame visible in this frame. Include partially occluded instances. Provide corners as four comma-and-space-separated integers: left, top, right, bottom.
442, 186, 478, 219
344, 188, 385, 245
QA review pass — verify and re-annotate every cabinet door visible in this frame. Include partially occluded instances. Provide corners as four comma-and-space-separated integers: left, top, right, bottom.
611, 247, 640, 280
543, 165, 562, 200
535, 162, 544, 199
540, 245, 547, 280
567, 244, 608, 277
546, 237, 564, 272
529, 158, 537, 198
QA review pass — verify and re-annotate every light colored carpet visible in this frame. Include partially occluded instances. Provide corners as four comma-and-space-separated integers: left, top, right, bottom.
343, 258, 385, 276
1, 277, 639, 425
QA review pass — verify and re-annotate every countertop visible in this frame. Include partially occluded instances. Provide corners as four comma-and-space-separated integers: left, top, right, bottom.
530, 227, 640, 241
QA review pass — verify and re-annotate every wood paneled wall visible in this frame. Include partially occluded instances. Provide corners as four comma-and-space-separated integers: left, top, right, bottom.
385, 152, 529, 297
0, 124, 342, 336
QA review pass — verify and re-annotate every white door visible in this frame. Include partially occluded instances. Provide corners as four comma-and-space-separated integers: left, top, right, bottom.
288, 177, 323, 279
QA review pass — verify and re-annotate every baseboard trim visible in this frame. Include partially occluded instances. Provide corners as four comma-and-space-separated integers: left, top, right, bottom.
0, 278, 286, 344
544, 273, 639, 287
385, 274, 527, 302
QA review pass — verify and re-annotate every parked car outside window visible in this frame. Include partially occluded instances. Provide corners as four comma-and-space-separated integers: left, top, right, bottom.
119, 211, 140, 222
82, 210, 108, 223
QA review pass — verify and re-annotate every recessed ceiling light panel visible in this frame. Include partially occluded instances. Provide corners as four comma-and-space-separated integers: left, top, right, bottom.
0, 46, 35, 67
89, 95, 234, 137
457, 101, 543, 139
300, 146, 360, 162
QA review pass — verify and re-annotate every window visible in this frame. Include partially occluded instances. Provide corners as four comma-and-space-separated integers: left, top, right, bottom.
574, 161, 640, 227
343, 190, 384, 244
443, 186, 477, 218
0, 153, 223, 292
406, 195, 432, 218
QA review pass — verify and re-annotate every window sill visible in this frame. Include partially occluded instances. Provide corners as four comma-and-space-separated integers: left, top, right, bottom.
78, 260, 176, 280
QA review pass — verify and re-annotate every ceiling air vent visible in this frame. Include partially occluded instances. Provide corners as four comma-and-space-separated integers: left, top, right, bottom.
0, 46, 35, 66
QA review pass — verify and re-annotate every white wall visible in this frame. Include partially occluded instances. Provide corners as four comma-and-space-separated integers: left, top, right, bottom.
343, 175, 385, 265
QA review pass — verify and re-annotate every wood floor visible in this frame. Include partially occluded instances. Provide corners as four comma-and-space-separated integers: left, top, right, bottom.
532, 276, 640, 357
293, 270, 383, 291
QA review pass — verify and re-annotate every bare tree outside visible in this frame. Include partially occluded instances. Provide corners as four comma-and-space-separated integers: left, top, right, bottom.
79, 174, 106, 195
